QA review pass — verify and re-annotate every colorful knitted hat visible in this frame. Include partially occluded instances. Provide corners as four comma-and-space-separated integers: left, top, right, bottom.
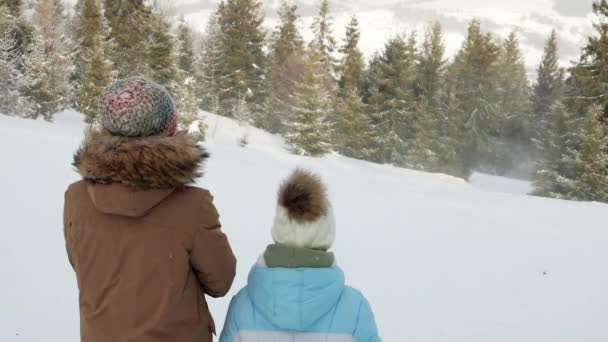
98, 77, 178, 137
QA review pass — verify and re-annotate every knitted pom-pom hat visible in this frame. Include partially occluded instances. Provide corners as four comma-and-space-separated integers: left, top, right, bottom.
98, 77, 178, 137
271, 169, 336, 250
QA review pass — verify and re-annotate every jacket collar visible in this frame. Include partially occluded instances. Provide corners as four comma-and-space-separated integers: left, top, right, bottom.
263, 244, 335, 268
73, 128, 209, 190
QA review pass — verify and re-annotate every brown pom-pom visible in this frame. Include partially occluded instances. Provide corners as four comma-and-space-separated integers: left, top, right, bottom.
278, 169, 328, 223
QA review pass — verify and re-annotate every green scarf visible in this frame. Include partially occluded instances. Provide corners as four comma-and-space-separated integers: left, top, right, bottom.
264, 244, 335, 268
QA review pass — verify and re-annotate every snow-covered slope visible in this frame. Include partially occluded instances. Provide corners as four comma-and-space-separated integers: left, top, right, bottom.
1, 111, 608, 341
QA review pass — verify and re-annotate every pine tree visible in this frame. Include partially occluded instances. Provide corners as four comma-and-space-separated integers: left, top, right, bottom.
338, 16, 364, 96
409, 22, 445, 171
531, 30, 565, 136
532, 102, 580, 199
0, 0, 32, 62
265, 0, 305, 133
195, 13, 224, 114
332, 15, 370, 158
0, 28, 33, 116
216, 0, 267, 118
74, 0, 114, 121
310, 0, 337, 80
1, 0, 22, 16
146, 11, 179, 89
367, 34, 418, 165
23, 0, 74, 119
493, 31, 531, 174
176, 15, 195, 75
286, 46, 333, 156
270, 1, 303, 66
179, 76, 207, 142
103, 0, 150, 78
571, 105, 608, 201
567, 0, 608, 121
334, 88, 371, 159
447, 20, 500, 178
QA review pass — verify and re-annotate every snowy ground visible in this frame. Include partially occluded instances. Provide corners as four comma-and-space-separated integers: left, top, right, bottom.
1, 111, 608, 341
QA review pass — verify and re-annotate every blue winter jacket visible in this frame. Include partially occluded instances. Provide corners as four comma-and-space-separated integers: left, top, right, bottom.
219, 264, 381, 342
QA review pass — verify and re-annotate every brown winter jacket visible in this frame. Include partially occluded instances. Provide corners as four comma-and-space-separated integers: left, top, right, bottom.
64, 129, 237, 342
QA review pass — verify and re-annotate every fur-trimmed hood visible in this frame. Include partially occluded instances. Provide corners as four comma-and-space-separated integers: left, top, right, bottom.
73, 129, 209, 190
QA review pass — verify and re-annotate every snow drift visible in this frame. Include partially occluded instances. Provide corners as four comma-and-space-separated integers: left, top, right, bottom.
1, 111, 607, 341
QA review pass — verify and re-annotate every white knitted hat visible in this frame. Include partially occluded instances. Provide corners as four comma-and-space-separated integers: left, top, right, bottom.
271, 169, 336, 250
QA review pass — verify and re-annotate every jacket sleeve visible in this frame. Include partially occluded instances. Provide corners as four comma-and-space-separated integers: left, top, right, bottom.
63, 191, 75, 270
190, 193, 237, 298
219, 294, 240, 342
354, 296, 381, 342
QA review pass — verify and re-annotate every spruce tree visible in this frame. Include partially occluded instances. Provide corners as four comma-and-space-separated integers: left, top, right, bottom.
571, 105, 608, 201
333, 15, 369, 158
23, 0, 74, 119
409, 22, 445, 171
270, 1, 303, 66
494, 31, 531, 174
447, 20, 500, 178
146, 11, 179, 90
179, 76, 207, 142
216, 0, 267, 118
0, 28, 33, 116
310, 0, 337, 80
176, 15, 195, 75
265, 0, 305, 133
74, 0, 114, 121
338, 16, 364, 96
532, 102, 580, 199
103, 0, 150, 78
334, 88, 371, 159
531, 30, 564, 136
195, 13, 224, 114
568, 0, 608, 121
367, 34, 418, 165
0, 0, 32, 61
1, 0, 22, 16
286, 46, 332, 156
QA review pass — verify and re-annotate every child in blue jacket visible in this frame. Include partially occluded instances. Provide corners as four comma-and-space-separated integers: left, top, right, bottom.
220, 169, 381, 342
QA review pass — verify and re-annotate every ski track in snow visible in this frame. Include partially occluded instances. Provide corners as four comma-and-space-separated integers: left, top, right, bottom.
1, 111, 608, 341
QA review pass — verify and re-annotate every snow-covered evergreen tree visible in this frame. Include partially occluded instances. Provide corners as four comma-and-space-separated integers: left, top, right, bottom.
568, 0, 608, 121
179, 76, 207, 142
493, 31, 531, 174
367, 34, 418, 165
0, 0, 32, 64
533, 102, 580, 199
333, 15, 370, 158
23, 0, 74, 119
195, 13, 224, 114
531, 30, 564, 137
270, 1, 303, 66
286, 46, 333, 156
337, 16, 364, 96
334, 88, 371, 158
74, 0, 114, 121
409, 22, 445, 172
447, 20, 500, 178
571, 105, 608, 202
176, 15, 194, 75
264, 0, 305, 133
216, 0, 267, 118
103, 0, 150, 78
146, 11, 179, 91
310, 0, 337, 82
0, 28, 33, 116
